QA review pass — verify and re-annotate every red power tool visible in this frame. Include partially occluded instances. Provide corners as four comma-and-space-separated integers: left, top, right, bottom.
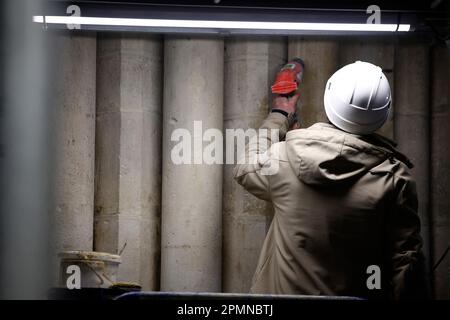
271, 58, 305, 95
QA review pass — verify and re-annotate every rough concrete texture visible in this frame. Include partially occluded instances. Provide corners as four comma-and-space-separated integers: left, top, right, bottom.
94, 33, 163, 290
52, 33, 97, 255
161, 36, 224, 292
339, 38, 395, 139
222, 37, 286, 292
430, 45, 450, 299
394, 41, 431, 275
288, 37, 339, 128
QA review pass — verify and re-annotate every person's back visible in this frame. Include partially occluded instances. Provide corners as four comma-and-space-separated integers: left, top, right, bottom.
233, 61, 427, 299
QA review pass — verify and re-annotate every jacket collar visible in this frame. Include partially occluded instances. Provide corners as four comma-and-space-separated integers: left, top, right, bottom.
305, 122, 414, 169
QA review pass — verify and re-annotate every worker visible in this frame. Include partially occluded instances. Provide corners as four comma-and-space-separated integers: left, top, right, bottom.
233, 61, 428, 299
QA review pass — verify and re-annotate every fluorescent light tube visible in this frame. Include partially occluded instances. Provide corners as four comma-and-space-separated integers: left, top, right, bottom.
397, 24, 410, 32
33, 16, 410, 32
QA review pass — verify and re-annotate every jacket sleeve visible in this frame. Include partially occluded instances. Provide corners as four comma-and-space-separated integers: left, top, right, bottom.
387, 177, 429, 299
232, 112, 289, 201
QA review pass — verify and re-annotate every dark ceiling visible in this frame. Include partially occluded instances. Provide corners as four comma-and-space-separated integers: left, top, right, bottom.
47, 0, 450, 39
61, 0, 449, 12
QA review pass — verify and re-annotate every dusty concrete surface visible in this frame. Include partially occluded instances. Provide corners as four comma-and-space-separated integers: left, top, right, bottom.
94, 33, 163, 290
431, 45, 450, 300
51, 32, 97, 286
394, 41, 431, 277
161, 36, 224, 292
288, 37, 339, 128
52, 33, 97, 253
222, 36, 286, 292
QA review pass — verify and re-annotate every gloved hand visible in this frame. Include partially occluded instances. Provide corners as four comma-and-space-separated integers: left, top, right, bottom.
271, 93, 301, 130
271, 92, 300, 115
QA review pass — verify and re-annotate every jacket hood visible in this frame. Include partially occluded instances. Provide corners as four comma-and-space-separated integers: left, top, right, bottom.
284, 123, 412, 186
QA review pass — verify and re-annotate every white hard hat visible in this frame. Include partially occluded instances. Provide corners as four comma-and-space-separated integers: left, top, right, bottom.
324, 61, 391, 135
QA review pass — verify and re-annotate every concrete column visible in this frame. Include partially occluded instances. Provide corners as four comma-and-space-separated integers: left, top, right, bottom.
161, 36, 224, 292
53, 33, 97, 254
288, 37, 339, 128
223, 37, 286, 292
394, 41, 431, 278
430, 45, 450, 299
339, 38, 395, 139
94, 33, 163, 290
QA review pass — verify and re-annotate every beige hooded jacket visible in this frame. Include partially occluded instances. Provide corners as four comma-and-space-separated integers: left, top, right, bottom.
233, 112, 426, 299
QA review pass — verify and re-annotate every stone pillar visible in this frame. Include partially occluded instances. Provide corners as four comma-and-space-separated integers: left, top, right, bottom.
223, 37, 286, 292
288, 37, 339, 128
53, 33, 97, 254
161, 36, 224, 292
430, 45, 450, 299
94, 33, 163, 290
339, 38, 395, 139
394, 41, 431, 281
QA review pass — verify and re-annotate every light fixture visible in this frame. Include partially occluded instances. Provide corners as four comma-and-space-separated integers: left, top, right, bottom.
33, 15, 411, 33
32, 1, 423, 35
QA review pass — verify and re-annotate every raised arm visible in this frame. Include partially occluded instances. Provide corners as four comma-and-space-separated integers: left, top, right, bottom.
233, 93, 299, 201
